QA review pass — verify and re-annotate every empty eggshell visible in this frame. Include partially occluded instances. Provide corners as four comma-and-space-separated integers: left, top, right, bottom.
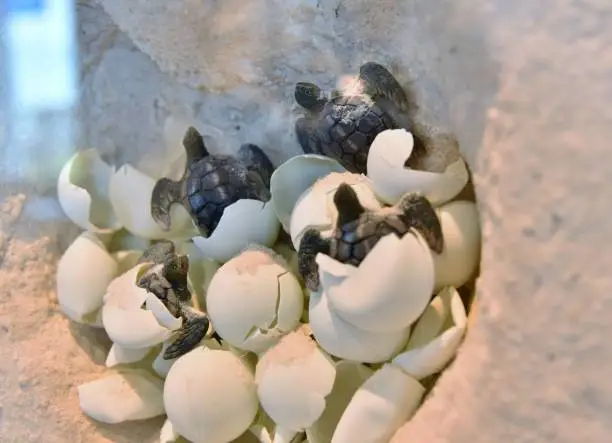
57, 149, 122, 233
109, 164, 197, 240
433, 201, 481, 291
331, 364, 425, 443
256, 329, 336, 433
322, 231, 435, 333
78, 369, 165, 424
192, 199, 280, 263
164, 348, 259, 443
207, 248, 304, 353
105, 343, 152, 368
269, 154, 347, 231
289, 172, 382, 250
366, 129, 469, 206
392, 286, 467, 380
56, 232, 119, 324
309, 288, 410, 363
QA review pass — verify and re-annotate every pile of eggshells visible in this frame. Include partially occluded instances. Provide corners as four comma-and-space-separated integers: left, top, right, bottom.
56, 127, 480, 443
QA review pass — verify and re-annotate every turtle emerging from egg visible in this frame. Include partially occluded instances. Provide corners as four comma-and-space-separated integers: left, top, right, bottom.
298, 183, 445, 291
151, 126, 275, 237
294, 61, 416, 174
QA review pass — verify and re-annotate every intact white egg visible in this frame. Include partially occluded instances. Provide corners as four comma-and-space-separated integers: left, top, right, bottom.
367, 129, 469, 206
57, 149, 122, 233
163, 348, 259, 443
206, 247, 304, 353
192, 199, 280, 263
56, 232, 119, 325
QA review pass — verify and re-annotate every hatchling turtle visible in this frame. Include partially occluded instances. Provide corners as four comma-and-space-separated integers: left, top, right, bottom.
136, 241, 220, 360
151, 126, 275, 237
297, 183, 444, 291
294, 61, 414, 174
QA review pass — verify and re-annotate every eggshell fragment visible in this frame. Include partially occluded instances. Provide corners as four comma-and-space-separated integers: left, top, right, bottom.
56, 232, 119, 324
289, 172, 382, 249
78, 369, 165, 424
306, 361, 374, 443
57, 149, 122, 233
331, 364, 425, 443
164, 348, 259, 443
309, 289, 410, 363
322, 231, 434, 333
109, 164, 196, 240
160, 418, 180, 443
105, 343, 152, 368
207, 248, 304, 353
392, 286, 467, 380
103, 263, 149, 309
433, 201, 481, 290
270, 154, 347, 231
145, 293, 183, 330
256, 329, 336, 432
367, 129, 469, 206
192, 200, 280, 263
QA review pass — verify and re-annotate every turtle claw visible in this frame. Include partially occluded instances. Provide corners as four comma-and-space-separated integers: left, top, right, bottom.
397, 193, 444, 254
163, 306, 213, 360
298, 229, 331, 292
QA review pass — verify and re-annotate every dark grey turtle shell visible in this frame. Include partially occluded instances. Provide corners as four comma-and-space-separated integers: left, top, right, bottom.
315, 95, 397, 173
185, 155, 270, 233
329, 211, 412, 266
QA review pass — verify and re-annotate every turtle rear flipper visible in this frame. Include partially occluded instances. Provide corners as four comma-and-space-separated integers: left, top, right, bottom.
151, 177, 184, 231
397, 193, 444, 254
359, 62, 411, 114
298, 229, 331, 292
237, 143, 275, 189
163, 306, 213, 360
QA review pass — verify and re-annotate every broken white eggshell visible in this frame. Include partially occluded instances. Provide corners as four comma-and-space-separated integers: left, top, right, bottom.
206, 247, 304, 354
78, 368, 165, 424
269, 154, 346, 231
392, 286, 468, 380
56, 232, 119, 325
192, 199, 280, 263
255, 329, 336, 437
160, 418, 180, 443
331, 363, 425, 443
320, 231, 434, 333
108, 164, 197, 240
164, 348, 259, 443
433, 200, 482, 290
289, 171, 382, 250
105, 342, 152, 368
367, 129, 469, 206
57, 149, 123, 233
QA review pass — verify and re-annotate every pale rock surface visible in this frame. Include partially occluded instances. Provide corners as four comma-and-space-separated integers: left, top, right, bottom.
1, 0, 611, 442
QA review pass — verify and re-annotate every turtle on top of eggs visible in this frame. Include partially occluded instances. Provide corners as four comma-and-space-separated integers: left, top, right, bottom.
135, 240, 219, 360
150, 126, 275, 237
298, 183, 445, 291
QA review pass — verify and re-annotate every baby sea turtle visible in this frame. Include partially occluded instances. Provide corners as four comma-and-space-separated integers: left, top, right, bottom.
136, 241, 219, 360
297, 183, 444, 291
294, 62, 413, 174
151, 126, 275, 237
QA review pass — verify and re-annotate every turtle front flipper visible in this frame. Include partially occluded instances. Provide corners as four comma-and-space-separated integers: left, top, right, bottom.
396, 193, 444, 254
333, 183, 366, 227
358, 62, 411, 113
295, 117, 322, 155
151, 177, 184, 231
163, 306, 214, 360
298, 229, 331, 291
237, 143, 275, 189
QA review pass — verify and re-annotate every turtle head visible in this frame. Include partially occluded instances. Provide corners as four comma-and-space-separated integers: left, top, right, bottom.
162, 253, 191, 302
295, 82, 327, 112
333, 183, 365, 227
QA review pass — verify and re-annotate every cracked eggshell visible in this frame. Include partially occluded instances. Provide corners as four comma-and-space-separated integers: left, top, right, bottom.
78, 369, 165, 424
57, 149, 123, 233
56, 232, 119, 324
393, 286, 467, 380
109, 164, 197, 240
309, 288, 410, 363
269, 154, 347, 231
367, 129, 469, 206
289, 172, 382, 250
206, 248, 304, 353
255, 329, 336, 432
105, 343, 152, 368
322, 231, 434, 333
164, 348, 259, 443
331, 364, 425, 443
192, 199, 280, 263
433, 201, 481, 291
160, 418, 180, 443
